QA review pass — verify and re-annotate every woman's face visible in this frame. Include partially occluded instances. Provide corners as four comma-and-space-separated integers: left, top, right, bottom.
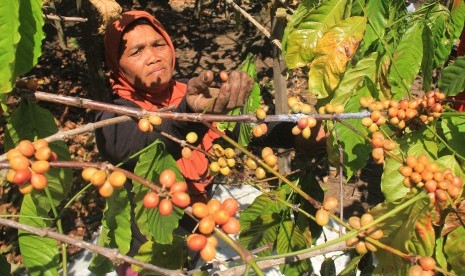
119, 24, 174, 93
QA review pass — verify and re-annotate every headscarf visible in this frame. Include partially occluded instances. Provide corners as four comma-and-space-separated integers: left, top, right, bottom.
104, 11, 219, 199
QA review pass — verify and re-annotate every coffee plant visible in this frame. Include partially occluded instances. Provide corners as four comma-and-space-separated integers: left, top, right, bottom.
1, 0, 465, 275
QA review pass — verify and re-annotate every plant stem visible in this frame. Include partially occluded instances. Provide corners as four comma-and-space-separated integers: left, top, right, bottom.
45, 187, 68, 276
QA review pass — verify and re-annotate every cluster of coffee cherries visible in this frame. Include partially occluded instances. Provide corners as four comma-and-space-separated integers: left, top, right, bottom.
287, 96, 314, 114
408, 256, 436, 276
244, 147, 278, 180
345, 213, 384, 254
142, 169, 191, 216
209, 144, 236, 176
81, 167, 127, 198
315, 196, 339, 226
252, 108, 268, 138
370, 131, 397, 164
398, 154, 463, 204
181, 132, 199, 159
292, 116, 318, 139
5, 139, 57, 194
187, 198, 240, 261
318, 102, 345, 115
137, 114, 162, 133
360, 91, 445, 132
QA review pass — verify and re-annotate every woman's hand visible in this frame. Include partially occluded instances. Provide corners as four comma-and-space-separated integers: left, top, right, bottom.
186, 70, 254, 113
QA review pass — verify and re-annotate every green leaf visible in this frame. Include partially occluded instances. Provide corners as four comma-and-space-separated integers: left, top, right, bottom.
421, 25, 434, 91
133, 237, 185, 271
450, 0, 465, 40
319, 258, 336, 276
434, 236, 448, 272
18, 195, 60, 276
14, 0, 44, 77
444, 224, 465, 274
283, 0, 347, 69
277, 220, 312, 275
388, 21, 424, 99
238, 189, 286, 255
371, 195, 431, 275
426, 4, 451, 68
360, 0, 388, 53
436, 155, 464, 179
0, 0, 20, 93
133, 141, 184, 244
438, 56, 465, 96
90, 188, 131, 273
0, 252, 11, 276
308, 16, 367, 99
333, 52, 379, 104
441, 116, 465, 158
338, 254, 363, 276
331, 84, 371, 180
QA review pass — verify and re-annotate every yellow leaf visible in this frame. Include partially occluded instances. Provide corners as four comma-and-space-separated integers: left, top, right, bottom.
88, 0, 121, 31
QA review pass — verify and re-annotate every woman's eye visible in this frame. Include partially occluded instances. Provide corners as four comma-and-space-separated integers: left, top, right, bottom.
131, 49, 141, 56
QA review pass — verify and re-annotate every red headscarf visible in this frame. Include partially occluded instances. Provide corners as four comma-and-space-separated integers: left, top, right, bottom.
104, 11, 219, 199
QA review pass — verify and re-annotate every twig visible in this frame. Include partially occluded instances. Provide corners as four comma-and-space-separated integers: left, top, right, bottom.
224, 0, 282, 49
17, 90, 371, 122
43, 14, 88, 23
214, 242, 347, 275
0, 218, 183, 276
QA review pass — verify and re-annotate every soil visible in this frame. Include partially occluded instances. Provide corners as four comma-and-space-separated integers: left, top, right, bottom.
0, 0, 403, 272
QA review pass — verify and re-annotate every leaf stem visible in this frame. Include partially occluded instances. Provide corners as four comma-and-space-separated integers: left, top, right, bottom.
45, 187, 68, 276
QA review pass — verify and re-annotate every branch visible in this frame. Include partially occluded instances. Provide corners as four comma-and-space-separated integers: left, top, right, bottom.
17, 90, 371, 123
0, 218, 183, 276
43, 14, 88, 23
224, 0, 282, 49
215, 242, 347, 275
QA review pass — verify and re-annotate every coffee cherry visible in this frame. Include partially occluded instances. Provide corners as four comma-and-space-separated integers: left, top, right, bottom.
224, 148, 235, 158
91, 170, 107, 187
399, 166, 413, 177
192, 202, 210, 219
301, 127, 311, 139
212, 144, 224, 157
82, 167, 98, 182
355, 241, 368, 254
158, 199, 173, 216
31, 160, 50, 174
200, 243, 216, 262
255, 167, 266, 179
98, 181, 114, 198
297, 118, 308, 129
187, 234, 207, 251
360, 213, 374, 227
226, 158, 236, 168
301, 104, 313, 114
346, 236, 359, 247
143, 192, 160, 208
170, 181, 188, 193
367, 227, 383, 240
12, 169, 32, 185
186, 132, 198, 144
408, 265, 424, 276
419, 256, 436, 271
261, 147, 273, 159
17, 140, 35, 157
221, 217, 241, 234
221, 198, 239, 216
209, 162, 220, 173
181, 147, 192, 159
6, 149, 22, 160
9, 155, 30, 171
171, 192, 190, 208
138, 118, 153, 132
264, 154, 278, 167
6, 170, 16, 183
245, 159, 258, 170
315, 209, 329, 226
219, 166, 231, 176
207, 199, 221, 214
291, 125, 302, 135
365, 241, 378, 252
213, 209, 230, 225
219, 71, 229, 82
148, 114, 162, 126
256, 108, 266, 120
217, 157, 228, 168
30, 173, 48, 190
34, 147, 52, 161
307, 117, 317, 128
159, 169, 176, 188
199, 215, 215, 235
348, 216, 361, 229
252, 125, 264, 138
33, 139, 49, 150
108, 171, 127, 188
19, 183, 34, 194
206, 235, 218, 247
323, 196, 338, 211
